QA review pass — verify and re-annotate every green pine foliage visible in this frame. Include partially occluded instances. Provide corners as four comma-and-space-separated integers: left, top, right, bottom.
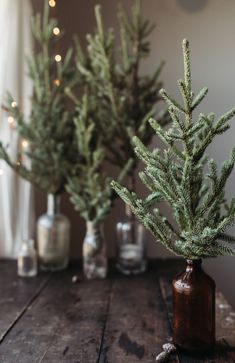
66, 92, 112, 224
66, 88, 131, 224
112, 39, 235, 259
72, 1, 166, 176
0, 1, 74, 194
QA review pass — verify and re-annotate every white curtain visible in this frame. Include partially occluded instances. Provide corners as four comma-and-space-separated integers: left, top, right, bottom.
0, 0, 34, 258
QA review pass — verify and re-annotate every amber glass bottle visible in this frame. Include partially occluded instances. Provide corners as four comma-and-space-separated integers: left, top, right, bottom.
172, 259, 215, 356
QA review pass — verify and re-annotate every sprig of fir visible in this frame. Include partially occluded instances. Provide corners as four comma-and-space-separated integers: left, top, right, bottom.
112, 39, 235, 259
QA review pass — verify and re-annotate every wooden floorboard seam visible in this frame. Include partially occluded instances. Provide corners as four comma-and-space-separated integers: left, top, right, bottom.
97, 279, 114, 363
0, 261, 234, 362
37, 321, 66, 363
0, 275, 51, 346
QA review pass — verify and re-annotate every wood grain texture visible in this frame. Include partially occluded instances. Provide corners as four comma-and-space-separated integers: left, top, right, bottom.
98, 269, 179, 363
0, 265, 112, 363
40, 276, 112, 362
0, 260, 50, 344
0, 259, 234, 363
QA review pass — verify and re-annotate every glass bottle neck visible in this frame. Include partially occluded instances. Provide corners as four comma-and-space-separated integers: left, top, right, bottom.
86, 221, 103, 236
47, 194, 60, 216
20, 239, 36, 257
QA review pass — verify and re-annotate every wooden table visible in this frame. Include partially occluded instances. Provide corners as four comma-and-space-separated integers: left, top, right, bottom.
0, 259, 235, 363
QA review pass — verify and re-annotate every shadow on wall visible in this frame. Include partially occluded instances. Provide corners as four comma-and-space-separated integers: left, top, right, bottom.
177, 0, 208, 12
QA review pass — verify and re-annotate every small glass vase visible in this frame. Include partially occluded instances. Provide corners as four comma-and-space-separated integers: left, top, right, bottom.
18, 239, 38, 277
37, 194, 70, 271
116, 205, 147, 275
172, 259, 215, 356
83, 221, 107, 280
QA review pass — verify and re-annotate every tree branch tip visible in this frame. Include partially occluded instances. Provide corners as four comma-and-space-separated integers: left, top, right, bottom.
182, 38, 189, 47
177, 78, 184, 85
159, 88, 165, 95
110, 180, 119, 189
95, 4, 101, 12
148, 117, 156, 126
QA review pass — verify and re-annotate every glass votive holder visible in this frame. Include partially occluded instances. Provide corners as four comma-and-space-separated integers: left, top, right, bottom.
116, 215, 147, 275
18, 239, 38, 277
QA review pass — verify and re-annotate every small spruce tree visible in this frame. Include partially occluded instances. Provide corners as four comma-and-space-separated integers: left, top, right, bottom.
65, 90, 130, 279
112, 39, 235, 259
73, 1, 167, 189
66, 91, 112, 225
66, 88, 130, 224
0, 1, 74, 195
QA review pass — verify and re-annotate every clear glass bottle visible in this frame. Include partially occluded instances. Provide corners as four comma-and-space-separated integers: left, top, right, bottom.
37, 193, 70, 271
172, 259, 215, 356
18, 239, 38, 277
116, 205, 147, 275
83, 221, 107, 280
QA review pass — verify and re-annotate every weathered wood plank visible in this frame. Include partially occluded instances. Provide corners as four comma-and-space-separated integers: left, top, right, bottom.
159, 276, 235, 363
0, 260, 50, 343
0, 266, 112, 363
214, 292, 235, 362
1, 259, 234, 363
98, 269, 180, 363
40, 276, 112, 362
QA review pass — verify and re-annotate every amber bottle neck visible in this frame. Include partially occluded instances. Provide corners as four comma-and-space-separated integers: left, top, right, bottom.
186, 259, 202, 272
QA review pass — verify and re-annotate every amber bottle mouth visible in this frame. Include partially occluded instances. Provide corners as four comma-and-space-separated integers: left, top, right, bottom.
186, 259, 202, 266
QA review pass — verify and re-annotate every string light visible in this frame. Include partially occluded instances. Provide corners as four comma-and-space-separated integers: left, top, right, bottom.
11, 101, 17, 108
3, 1, 60, 179
22, 140, 29, 149
49, 0, 56, 7
55, 54, 62, 62
53, 27, 60, 36
53, 79, 60, 86
7, 116, 15, 125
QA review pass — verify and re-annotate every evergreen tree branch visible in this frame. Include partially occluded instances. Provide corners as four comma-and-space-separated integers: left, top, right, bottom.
112, 38, 235, 259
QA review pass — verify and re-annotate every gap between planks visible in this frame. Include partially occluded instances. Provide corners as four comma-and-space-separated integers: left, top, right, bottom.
97, 277, 114, 363
0, 275, 51, 345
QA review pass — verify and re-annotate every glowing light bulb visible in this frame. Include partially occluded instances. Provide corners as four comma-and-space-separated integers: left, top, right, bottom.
53, 27, 60, 36
11, 101, 17, 108
53, 79, 60, 86
55, 54, 62, 62
7, 116, 14, 125
22, 140, 29, 149
0, 169, 3, 176
49, 0, 56, 7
